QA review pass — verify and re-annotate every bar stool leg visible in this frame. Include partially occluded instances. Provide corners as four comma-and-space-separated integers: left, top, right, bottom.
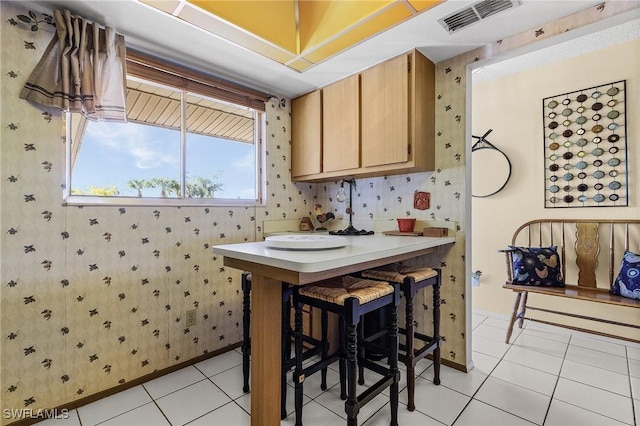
403, 279, 417, 411
346, 320, 358, 426
321, 309, 329, 390
389, 302, 399, 426
292, 291, 304, 426
241, 274, 251, 393
432, 278, 441, 386
282, 286, 292, 419
339, 316, 347, 401
357, 321, 366, 386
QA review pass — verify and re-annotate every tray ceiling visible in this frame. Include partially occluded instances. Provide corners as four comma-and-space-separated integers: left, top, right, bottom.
140, 0, 442, 72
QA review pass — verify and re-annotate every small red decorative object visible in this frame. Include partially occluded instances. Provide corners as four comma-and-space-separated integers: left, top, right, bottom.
414, 192, 430, 210
397, 218, 416, 232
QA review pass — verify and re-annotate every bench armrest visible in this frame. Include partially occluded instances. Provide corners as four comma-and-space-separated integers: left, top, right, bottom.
498, 248, 516, 282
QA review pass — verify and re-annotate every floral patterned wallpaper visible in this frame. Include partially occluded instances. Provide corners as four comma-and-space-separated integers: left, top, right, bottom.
1, 0, 629, 422
314, 174, 466, 366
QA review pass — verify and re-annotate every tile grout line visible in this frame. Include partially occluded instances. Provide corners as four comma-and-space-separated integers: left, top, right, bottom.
626, 346, 638, 426
546, 333, 636, 426
88, 385, 172, 426
539, 332, 572, 426
448, 316, 505, 426
451, 328, 539, 426
181, 400, 243, 426
142, 384, 173, 426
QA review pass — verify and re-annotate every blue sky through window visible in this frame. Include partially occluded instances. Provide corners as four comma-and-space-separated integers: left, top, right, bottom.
72, 119, 256, 199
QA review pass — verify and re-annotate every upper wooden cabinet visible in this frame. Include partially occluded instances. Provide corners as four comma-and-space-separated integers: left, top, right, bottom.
361, 53, 409, 168
322, 74, 360, 173
291, 90, 321, 178
291, 49, 435, 182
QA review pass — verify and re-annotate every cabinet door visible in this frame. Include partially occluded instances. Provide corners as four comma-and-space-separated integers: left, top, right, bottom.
322, 74, 360, 173
291, 90, 322, 177
361, 54, 409, 167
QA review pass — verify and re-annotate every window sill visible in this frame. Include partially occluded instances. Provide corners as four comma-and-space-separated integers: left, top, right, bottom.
63, 195, 265, 208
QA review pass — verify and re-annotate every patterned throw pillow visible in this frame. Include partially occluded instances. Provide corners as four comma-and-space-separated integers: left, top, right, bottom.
611, 250, 640, 300
508, 246, 565, 287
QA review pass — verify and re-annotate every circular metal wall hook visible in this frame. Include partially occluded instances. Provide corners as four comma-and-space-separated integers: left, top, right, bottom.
471, 129, 512, 198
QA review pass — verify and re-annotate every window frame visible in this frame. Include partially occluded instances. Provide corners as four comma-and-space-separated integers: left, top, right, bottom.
62, 49, 268, 208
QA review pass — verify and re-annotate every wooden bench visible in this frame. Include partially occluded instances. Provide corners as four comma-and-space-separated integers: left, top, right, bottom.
502, 219, 640, 344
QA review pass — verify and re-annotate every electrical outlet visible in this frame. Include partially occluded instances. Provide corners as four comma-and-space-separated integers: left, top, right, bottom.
186, 309, 196, 327
472, 271, 482, 287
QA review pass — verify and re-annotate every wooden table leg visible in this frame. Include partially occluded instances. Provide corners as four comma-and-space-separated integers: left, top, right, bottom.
250, 274, 282, 426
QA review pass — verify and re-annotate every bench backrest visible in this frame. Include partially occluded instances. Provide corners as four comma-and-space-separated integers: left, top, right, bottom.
510, 219, 640, 289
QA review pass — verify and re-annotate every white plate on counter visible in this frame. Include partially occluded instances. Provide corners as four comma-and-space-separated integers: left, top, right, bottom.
265, 234, 348, 250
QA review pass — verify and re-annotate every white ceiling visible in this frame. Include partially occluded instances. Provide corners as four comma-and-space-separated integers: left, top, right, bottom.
28, 1, 639, 98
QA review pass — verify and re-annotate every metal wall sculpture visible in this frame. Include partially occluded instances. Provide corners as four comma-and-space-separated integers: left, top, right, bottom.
543, 80, 628, 208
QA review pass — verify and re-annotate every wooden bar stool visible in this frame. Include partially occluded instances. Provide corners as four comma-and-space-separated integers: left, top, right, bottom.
241, 273, 326, 419
292, 275, 401, 426
360, 265, 441, 412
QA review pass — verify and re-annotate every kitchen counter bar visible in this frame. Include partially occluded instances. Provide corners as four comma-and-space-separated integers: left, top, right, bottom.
212, 234, 455, 425
214, 234, 455, 284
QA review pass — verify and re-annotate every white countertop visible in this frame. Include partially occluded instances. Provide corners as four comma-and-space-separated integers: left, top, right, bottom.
212, 234, 456, 273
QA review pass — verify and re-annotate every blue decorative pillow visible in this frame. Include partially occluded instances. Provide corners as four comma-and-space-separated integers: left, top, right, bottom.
508, 246, 565, 287
611, 250, 640, 300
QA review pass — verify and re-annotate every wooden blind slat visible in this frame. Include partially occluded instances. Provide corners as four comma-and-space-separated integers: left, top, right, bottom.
126, 49, 268, 112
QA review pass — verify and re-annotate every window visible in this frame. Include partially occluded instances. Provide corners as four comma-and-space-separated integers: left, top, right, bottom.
64, 50, 267, 207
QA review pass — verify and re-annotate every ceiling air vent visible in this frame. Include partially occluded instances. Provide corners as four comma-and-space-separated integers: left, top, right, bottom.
439, 0, 522, 34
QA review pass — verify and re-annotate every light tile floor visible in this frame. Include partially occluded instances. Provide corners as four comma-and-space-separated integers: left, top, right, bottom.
39, 311, 639, 425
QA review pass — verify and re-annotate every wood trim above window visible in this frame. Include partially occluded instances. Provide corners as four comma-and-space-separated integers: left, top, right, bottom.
125, 48, 269, 112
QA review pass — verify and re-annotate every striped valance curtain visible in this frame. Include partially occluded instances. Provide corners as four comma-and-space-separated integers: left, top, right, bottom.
20, 9, 127, 122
